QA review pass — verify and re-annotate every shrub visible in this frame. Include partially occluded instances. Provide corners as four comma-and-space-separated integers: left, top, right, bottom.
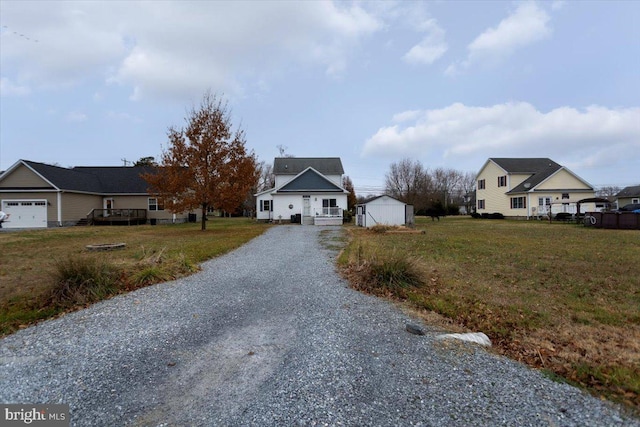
349, 250, 427, 297
48, 257, 121, 308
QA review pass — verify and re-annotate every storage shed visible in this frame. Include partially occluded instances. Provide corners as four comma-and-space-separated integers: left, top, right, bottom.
356, 195, 414, 227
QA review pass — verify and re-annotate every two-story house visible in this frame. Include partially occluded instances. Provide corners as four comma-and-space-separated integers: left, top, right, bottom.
255, 157, 348, 225
475, 158, 596, 219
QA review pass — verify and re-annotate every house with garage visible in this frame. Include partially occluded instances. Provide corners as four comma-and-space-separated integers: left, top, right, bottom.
255, 157, 348, 225
0, 160, 198, 228
475, 158, 596, 219
356, 195, 414, 228
615, 185, 640, 209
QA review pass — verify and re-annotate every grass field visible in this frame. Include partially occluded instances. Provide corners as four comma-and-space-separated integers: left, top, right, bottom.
0, 218, 270, 336
2, 216, 638, 412
339, 216, 640, 412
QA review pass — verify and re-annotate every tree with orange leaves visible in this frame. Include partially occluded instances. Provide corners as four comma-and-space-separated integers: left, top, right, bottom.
144, 92, 258, 230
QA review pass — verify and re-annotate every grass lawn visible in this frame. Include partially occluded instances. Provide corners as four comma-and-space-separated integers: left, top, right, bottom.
339, 216, 640, 412
0, 218, 270, 336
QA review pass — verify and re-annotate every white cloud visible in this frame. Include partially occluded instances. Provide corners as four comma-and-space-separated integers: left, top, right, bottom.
469, 2, 551, 58
448, 2, 552, 74
392, 110, 422, 123
403, 19, 448, 65
0, 77, 30, 96
1, 1, 383, 100
362, 102, 640, 174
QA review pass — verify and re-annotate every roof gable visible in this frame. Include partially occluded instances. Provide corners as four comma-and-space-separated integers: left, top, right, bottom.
0, 162, 54, 189
359, 195, 406, 205
1, 160, 152, 194
277, 167, 344, 192
273, 157, 344, 175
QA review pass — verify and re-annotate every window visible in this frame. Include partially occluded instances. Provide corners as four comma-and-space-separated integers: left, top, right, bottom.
260, 200, 272, 212
35, 201, 46, 206
498, 176, 507, 187
510, 197, 526, 209
477, 199, 485, 209
477, 179, 485, 190
633, 198, 639, 204
148, 198, 165, 211
538, 197, 551, 207
562, 193, 570, 199
322, 198, 338, 215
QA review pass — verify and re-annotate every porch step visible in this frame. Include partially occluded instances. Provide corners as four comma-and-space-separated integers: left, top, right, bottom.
302, 215, 314, 225
75, 218, 89, 226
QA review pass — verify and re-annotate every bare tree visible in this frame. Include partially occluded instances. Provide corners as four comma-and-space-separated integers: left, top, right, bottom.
385, 158, 430, 210
457, 171, 477, 214
596, 185, 621, 201
431, 167, 463, 209
256, 161, 275, 192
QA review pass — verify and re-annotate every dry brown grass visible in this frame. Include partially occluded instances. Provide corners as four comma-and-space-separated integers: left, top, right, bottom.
339, 217, 640, 412
0, 219, 269, 335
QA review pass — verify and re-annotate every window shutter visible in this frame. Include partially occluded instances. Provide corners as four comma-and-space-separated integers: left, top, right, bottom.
260, 200, 264, 212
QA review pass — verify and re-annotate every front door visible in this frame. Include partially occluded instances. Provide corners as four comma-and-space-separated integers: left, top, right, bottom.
104, 198, 114, 216
303, 196, 311, 216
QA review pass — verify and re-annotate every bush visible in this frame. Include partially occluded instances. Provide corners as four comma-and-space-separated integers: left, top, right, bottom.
47, 257, 122, 308
343, 209, 353, 223
369, 255, 426, 290
348, 250, 427, 296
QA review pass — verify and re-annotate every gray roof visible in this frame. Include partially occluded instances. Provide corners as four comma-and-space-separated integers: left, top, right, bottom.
616, 185, 640, 198
22, 160, 153, 194
489, 158, 565, 193
277, 168, 344, 192
273, 157, 344, 175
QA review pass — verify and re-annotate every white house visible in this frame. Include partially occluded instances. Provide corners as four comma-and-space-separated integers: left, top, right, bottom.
255, 157, 349, 225
356, 195, 414, 227
475, 158, 596, 219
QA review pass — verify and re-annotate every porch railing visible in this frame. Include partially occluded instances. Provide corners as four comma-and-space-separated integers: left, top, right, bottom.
87, 209, 147, 225
315, 207, 342, 217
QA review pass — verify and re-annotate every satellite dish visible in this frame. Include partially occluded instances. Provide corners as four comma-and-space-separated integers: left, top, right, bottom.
524, 183, 531, 189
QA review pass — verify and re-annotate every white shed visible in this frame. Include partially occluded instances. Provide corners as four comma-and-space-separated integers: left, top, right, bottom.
356, 195, 414, 227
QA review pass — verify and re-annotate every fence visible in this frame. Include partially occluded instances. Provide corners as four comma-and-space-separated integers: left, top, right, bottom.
584, 212, 640, 230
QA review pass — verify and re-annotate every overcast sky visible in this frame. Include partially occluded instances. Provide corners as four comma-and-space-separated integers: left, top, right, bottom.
1, 0, 638, 195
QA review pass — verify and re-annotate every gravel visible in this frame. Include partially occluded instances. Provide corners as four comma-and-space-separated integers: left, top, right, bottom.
1, 225, 637, 426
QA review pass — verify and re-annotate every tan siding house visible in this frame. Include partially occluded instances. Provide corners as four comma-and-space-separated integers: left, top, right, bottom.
475, 158, 596, 219
615, 185, 640, 209
0, 160, 197, 228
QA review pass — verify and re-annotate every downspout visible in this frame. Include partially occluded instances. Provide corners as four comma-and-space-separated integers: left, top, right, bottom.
57, 191, 63, 227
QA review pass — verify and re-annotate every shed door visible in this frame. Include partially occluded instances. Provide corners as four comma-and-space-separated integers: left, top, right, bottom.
2, 200, 48, 228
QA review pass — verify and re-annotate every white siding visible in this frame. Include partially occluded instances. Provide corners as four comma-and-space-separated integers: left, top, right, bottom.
360, 196, 407, 227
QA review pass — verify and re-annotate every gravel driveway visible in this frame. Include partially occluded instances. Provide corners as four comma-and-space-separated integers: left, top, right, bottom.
1, 225, 637, 426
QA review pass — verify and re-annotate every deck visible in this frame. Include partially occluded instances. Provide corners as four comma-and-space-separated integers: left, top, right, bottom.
88, 209, 147, 226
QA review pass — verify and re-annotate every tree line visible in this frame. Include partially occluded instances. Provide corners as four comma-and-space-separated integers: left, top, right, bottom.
382, 158, 476, 215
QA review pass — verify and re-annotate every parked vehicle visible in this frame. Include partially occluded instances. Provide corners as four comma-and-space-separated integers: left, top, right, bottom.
618, 203, 640, 212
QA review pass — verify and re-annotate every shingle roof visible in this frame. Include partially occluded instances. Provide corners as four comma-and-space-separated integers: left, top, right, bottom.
277, 168, 344, 192
273, 157, 344, 175
22, 160, 152, 194
616, 185, 640, 198
491, 158, 561, 174
489, 158, 564, 193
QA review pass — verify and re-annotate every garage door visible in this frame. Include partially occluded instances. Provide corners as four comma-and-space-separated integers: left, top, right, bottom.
2, 200, 48, 228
